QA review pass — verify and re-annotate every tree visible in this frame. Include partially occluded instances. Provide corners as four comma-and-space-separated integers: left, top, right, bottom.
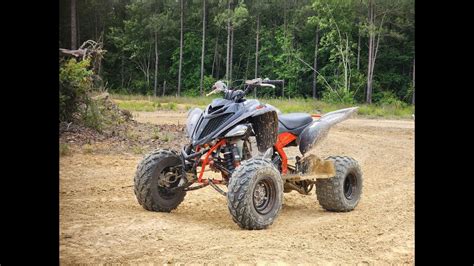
215, 0, 248, 85
254, 13, 259, 97
71, 0, 77, 49
148, 12, 174, 96
412, 58, 414, 105
312, 27, 320, 99
199, 0, 206, 96
177, 0, 184, 96
365, 0, 387, 104
308, 0, 357, 102
60, 0, 414, 104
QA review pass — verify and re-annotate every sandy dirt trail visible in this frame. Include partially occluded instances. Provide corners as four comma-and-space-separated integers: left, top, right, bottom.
60, 112, 414, 264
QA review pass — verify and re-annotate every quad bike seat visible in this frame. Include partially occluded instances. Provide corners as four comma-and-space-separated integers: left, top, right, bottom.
278, 113, 313, 135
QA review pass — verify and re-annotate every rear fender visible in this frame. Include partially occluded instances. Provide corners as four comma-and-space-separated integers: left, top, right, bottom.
298, 107, 358, 155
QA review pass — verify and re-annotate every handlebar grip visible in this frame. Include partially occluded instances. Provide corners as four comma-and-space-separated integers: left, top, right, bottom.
262, 79, 284, 86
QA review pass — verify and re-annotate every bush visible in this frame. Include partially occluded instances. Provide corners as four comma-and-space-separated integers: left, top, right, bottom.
376, 91, 407, 108
59, 58, 93, 122
322, 89, 355, 104
82, 100, 103, 132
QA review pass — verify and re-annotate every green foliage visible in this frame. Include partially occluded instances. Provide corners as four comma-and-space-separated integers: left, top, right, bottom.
112, 94, 413, 119
59, 58, 93, 122
114, 100, 157, 112
374, 91, 407, 108
167, 102, 177, 110
60, 0, 415, 106
82, 100, 104, 132
322, 89, 355, 105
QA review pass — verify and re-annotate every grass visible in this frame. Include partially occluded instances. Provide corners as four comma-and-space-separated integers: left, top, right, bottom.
132, 145, 145, 154
82, 144, 95, 154
110, 94, 414, 119
60, 143, 71, 156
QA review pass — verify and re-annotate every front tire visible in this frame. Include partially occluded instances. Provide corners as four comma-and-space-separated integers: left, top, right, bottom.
316, 156, 363, 212
134, 149, 186, 212
227, 158, 283, 230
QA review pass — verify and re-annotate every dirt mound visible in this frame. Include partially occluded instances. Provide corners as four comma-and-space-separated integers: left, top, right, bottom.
60, 94, 187, 154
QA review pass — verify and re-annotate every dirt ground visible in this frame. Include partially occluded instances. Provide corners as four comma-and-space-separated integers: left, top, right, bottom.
60, 111, 414, 264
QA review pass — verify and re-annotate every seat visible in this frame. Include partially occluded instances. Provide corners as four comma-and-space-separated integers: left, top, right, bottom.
278, 113, 313, 129
278, 113, 313, 136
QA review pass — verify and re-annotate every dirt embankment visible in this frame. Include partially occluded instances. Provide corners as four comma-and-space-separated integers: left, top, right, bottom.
60, 111, 414, 264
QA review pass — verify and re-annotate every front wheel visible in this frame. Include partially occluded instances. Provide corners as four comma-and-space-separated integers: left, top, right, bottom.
227, 158, 283, 230
315, 156, 363, 212
134, 149, 186, 212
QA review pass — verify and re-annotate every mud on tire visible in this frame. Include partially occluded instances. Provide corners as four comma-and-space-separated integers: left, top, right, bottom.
316, 156, 363, 212
134, 149, 186, 212
227, 157, 283, 230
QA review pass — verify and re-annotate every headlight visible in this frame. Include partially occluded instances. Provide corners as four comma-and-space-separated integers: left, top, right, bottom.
224, 124, 249, 138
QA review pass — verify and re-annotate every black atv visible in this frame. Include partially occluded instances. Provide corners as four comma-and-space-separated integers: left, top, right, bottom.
134, 78, 362, 230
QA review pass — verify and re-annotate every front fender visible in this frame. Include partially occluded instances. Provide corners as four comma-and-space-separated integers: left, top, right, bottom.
250, 110, 278, 153
298, 107, 358, 155
186, 108, 203, 138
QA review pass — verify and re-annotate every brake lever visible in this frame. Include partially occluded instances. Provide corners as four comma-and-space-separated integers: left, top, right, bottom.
260, 83, 276, 88
206, 88, 221, 96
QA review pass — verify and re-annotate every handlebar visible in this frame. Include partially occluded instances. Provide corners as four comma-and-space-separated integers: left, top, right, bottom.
207, 78, 284, 100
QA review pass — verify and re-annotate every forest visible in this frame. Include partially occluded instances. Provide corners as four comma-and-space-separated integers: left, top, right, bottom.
59, 0, 414, 105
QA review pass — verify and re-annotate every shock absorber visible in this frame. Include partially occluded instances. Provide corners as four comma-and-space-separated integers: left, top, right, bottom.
231, 143, 241, 168
223, 144, 235, 172
222, 143, 241, 173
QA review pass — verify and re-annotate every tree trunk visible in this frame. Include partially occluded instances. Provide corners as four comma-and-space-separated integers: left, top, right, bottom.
147, 46, 151, 88
154, 31, 159, 97
412, 58, 415, 105
216, 52, 221, 78
199, 0, 206, 96
229, 25, 234, 86
283, 0, 287, 34
95, 10, 98, 41
162, 80, 166, 97
312, 28, 319, 99
366, 0, 374, 104
121, 55, 124, 88
177, 0, 184, 96
71, 0, 77, 50
366, 0, 385, 104
225, 0, 231, 81
357, 26, 361, 70
254, 14, 259, 98
244, 51, 250, 80
211, 36, 218, 78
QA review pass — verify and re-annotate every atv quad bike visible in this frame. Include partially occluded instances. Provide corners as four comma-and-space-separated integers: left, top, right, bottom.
134, 78, 362, 230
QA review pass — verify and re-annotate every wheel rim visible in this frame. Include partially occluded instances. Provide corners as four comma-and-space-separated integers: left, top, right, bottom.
343, 173, 357, 200
253, 177, 276, 215
157, 166, 181, 199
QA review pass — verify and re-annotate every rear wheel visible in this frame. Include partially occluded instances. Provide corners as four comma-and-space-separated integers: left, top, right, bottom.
227, 158, 283, 230
134, 149, 186, 212
315, 156, 362, 212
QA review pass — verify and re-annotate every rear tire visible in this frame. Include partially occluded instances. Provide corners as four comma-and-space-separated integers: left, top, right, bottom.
227, 158, 283, 230
134, 149, 186, 212
315, 156, 362, 212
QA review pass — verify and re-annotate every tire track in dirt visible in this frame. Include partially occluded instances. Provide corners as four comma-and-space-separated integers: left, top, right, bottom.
60, 113, 414, 264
